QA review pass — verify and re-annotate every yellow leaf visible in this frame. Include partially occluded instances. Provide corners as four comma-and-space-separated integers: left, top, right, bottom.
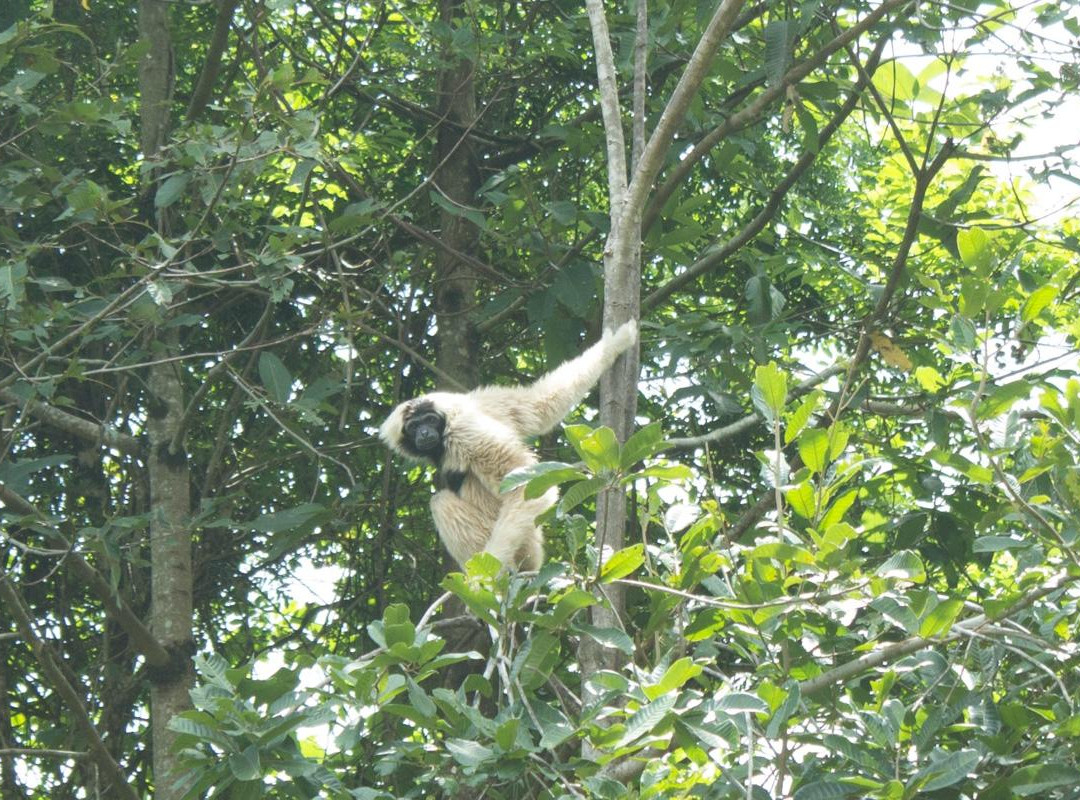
870, 332, 912, 371
80, 0, 90, 9
914, 365, 944, 392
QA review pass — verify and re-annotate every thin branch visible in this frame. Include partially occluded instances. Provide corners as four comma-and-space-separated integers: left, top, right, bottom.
224, 367, 357, 485
0, 387, 141, 455
0, 573, 141, 800
613, 0, 746, 269
665, 364, 846, 449
832, 139, 956, 416
643, 34, 891, 310
584, 0, 629, 211
185, 0, 240, 121
799, 572, 1074, 696
0, 483, 173, 669
643, 0, 911, 231
631, 0, 648, 170
727, 139, 955, 540
169, 297, 274, 453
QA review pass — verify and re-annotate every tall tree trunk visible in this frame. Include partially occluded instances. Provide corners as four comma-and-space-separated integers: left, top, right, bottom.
433, 0, 481, 389
580, 0, 743, 763
138, 2, 194, 797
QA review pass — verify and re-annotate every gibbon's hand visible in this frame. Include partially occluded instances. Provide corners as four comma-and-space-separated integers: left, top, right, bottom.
605, 319, 637, 354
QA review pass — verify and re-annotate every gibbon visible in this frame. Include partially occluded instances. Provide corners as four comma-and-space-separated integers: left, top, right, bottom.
380, 320, 637, 571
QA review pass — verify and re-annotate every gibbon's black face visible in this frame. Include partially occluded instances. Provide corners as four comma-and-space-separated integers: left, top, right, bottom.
401, 400, 446, 462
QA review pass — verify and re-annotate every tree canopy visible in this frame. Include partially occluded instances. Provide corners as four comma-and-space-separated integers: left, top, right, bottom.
1, 0, 1079, 797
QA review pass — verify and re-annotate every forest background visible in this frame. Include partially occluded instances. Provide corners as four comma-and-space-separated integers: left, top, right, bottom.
1, 0, 1080, 797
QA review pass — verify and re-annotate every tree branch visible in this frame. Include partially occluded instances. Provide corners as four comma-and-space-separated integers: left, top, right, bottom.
584, 0, 629, 211
643, 34, 889, 311
612, 0, 746, 272
0, 574, 141, 800
643, 0, 911, 231
185, 0, 240, 121
665, 364, 846, 449
800, 572, 1074, 696
0, 387, 141, 455
0, 483, 172, 669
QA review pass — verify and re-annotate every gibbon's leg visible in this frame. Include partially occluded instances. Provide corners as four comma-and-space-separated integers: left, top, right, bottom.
471, 320, 637, 437
430, 487, 497, 569
483, 487, 556, 570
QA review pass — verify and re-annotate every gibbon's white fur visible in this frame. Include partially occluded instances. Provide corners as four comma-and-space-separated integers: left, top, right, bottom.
380, 320, 637, 570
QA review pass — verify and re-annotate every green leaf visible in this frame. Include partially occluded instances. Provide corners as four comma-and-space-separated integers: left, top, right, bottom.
748, 541, 815, 566
785, 481, 816, 519
976, 379, 1032, 420
599, 543, 645, 582
914, 366, 945, 392
715, 692, 770, 715
972, 535, 1027, 552
620, 422, 663, 470
534, 702, 575, 748
573, 623, 634, 656
406, 676, 436, 720
556, 476, 607, 515
512, 631, 559, 690
828, 424, 850, 461
949, 314, 977, 349
636, 464, 693, 481
440, 572, 500, 626
766, 681, 801, 738
763, 20, 794, 86
873, 60, 917, 102
446, 739, 494, 768
154, 173, 189, 208
494, 718, 519, 751
798, 428, 829, 474
753, 362, 789, 422
258, 352, 292, 403
567, 425, 620, 472
784, 390, 822, 444
792, 781, 853, 800
0, 261, 27, 309
228, 745, 261, 782
245, 503, 325, 533
1021, 285, 1058, 324
383, 603, 415, 648
1009, 763, 1080, 795
957, 226, 995, 274
168, 713, 227, 744
875, 550, 926, 582
916, 748, 980, 791
870, 596, 919, 634
643, 657, 702, 700
429, 189, 486, 230
500, 461, 584, 498
919, 598, 964, 638
618, 694, 676, 746
549, 588, 595, 627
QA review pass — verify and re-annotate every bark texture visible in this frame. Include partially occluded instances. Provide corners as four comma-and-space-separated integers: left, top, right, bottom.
433, 0, 481, 390
138, 2, 194, 796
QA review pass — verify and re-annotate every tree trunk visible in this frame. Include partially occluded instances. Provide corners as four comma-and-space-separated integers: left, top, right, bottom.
433, 0, 481, 389
146, 355, 194, 800
138, 3, 194, 797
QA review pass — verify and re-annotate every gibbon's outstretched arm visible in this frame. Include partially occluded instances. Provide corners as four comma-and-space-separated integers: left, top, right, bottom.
379, 320, 638, 570
471, 319, 637, 437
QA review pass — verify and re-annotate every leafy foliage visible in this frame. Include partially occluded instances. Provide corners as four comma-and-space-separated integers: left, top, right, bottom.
1, 0, 1079, 797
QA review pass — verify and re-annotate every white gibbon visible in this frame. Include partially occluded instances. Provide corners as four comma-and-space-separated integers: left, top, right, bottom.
380, 320, 637, 570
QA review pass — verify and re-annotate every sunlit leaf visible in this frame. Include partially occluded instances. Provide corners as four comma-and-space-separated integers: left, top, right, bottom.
599, 543, 644, 582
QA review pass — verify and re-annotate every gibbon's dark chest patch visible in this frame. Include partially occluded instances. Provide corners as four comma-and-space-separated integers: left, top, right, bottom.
435, 469, 467, 494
